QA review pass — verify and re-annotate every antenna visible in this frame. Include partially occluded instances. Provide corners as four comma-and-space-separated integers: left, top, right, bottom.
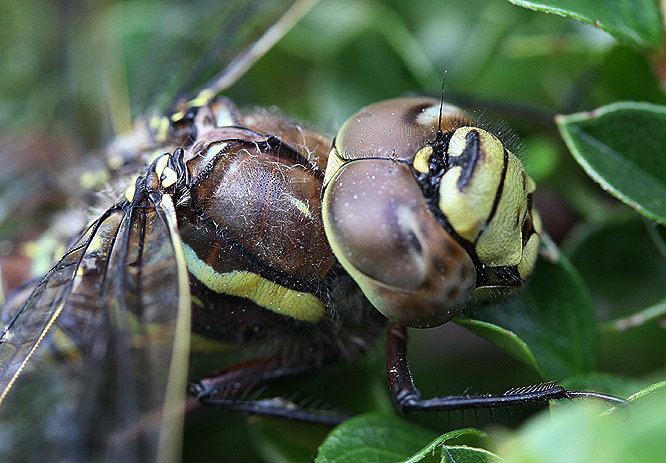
438, 71, 448, 133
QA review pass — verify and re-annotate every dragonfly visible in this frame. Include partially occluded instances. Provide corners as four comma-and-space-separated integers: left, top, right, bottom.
0, 1, 626, 462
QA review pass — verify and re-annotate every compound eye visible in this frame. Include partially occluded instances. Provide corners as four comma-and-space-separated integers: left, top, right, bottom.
323, 158, 476, 328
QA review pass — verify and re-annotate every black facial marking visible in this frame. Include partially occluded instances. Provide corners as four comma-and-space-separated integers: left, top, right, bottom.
455, 130, 480, 191
480, 147, 510, 239
521, 206, 535, 245
488, 266, 522, 285
411, 130, 454, 199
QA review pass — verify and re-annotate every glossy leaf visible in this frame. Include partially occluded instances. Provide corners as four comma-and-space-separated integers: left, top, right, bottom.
567, 220, 666, 321
507, 0, 664, 52
315, 414, 436, 463
557, 102, 666, 224
462, 254, 597, 379
455, 318, 544, 377
316, 414, 498, 463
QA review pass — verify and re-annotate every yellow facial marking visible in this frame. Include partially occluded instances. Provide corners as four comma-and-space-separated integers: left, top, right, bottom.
518, 209, 542, 279
183, 244, 325, 323
526, 175, 537, 195
518, 233, 539, 279
412, 146, 433, 174
438, 128, 504, 242
475, 153, 527, 266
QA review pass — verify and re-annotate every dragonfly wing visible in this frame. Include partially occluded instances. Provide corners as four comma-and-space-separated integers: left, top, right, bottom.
102, 192, 191, 463
0, 192, 190, 463
132, 0, 318, 115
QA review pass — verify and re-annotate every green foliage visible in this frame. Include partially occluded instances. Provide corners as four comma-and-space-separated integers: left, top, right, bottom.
461, 254, 598, 380
2, 0, 666, 462
557, 102, 666, 223
508, 0, 664, 52
498, 389, 666, 463
316, 416, 497, 463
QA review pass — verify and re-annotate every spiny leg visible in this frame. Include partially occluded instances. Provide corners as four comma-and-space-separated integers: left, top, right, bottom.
189, 354, 351, 425
386, 322, 627, 413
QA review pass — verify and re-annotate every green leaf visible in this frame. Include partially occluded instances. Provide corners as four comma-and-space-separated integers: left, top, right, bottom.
455, 318, 544, 377
496, 386, 666, 463
316, 414, 438, 463
462, 254, 597, 379
557, 102, 666, 224
560, 372, 645, 400
601, 296, 666, 333
507, 0, 664, 52
316, 414, 499, 463
403, 430, 504, 463
249, 418, 335, 463
566, 220, 666, 322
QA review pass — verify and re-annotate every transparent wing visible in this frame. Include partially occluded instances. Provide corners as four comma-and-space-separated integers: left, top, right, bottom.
0, 0, 316, 288
128, 0, 318, 115
0, 192, 190, 463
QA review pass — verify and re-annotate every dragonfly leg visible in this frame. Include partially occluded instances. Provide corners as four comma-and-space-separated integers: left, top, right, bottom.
386, 322, 627, 412
189, 353, 351, 425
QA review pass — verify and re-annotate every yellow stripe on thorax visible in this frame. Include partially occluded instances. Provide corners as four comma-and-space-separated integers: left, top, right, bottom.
182, 244, 324, 323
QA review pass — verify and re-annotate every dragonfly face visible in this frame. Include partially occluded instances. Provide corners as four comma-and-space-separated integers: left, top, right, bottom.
323, 97, 541, 328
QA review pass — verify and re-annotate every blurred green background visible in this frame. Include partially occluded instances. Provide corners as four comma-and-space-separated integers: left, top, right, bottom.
3, 0, 649, 147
